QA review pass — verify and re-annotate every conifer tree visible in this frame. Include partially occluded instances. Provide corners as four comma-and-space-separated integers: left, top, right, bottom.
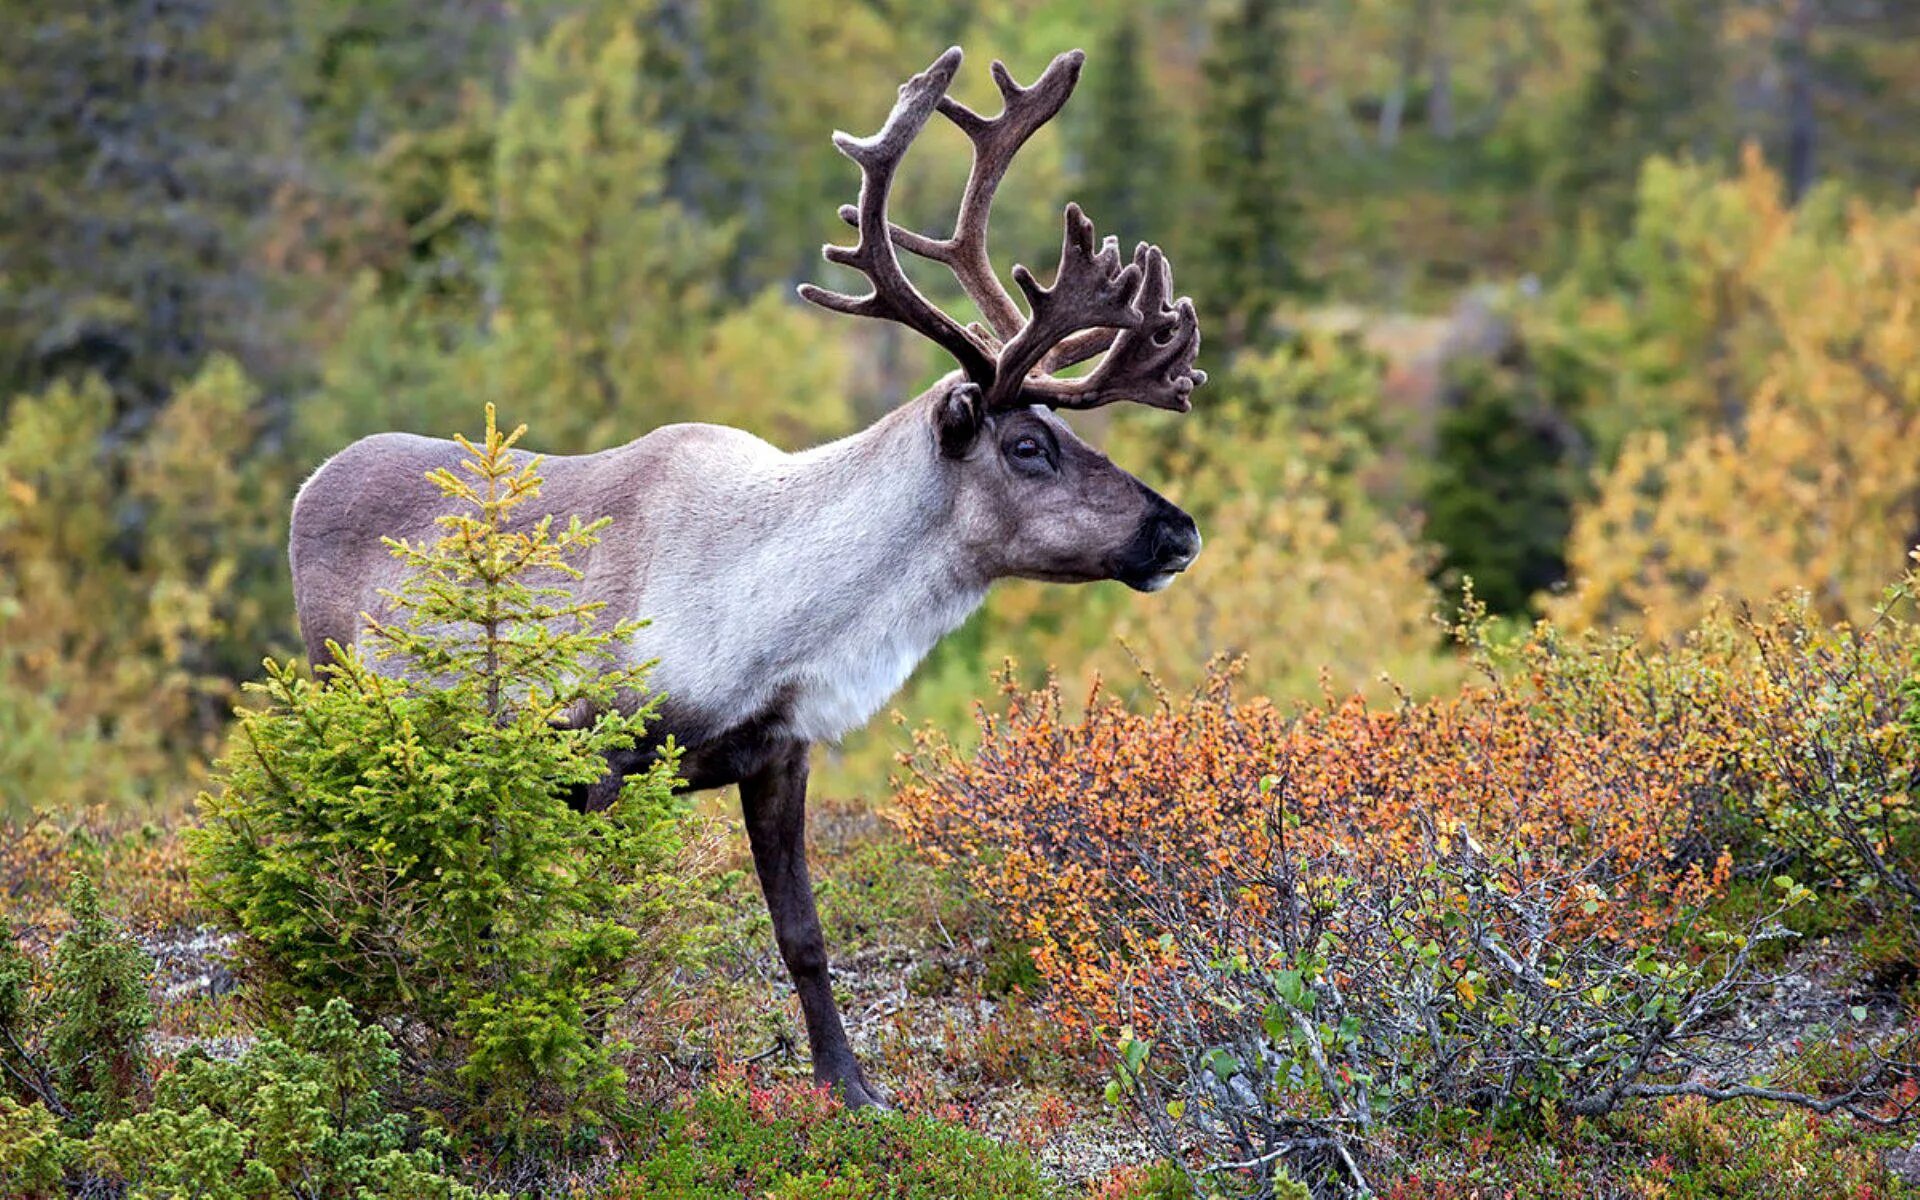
194, 408, 707, 1141
1078, 12, 1169, 253
0, 0, 293, 415
484, 10, 731, 447
1195, 0, 1307, 352
46, 876, 152, 1125
1420, 360, 1582, 615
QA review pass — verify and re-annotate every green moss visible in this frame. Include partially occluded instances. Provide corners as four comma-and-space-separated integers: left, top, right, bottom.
625, 1082, 1064, 1198
983, 942, 1043, 999
905, 961, 954, 999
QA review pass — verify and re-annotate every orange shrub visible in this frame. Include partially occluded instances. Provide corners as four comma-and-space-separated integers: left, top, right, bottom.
898, 660, 1729, 1029
0, 809, 194, 932
896, 594, 1920, 1192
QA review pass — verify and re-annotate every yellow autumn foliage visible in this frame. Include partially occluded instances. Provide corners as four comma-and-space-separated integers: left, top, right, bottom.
0, 358, 286, 817
984, 460, 1456, 708
1550, 149, 1920, 637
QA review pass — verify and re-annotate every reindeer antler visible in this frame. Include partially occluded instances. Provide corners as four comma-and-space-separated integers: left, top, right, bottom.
797, 49, 997, 388
800, 47, 1205, 415
984, 203, 1144, 409
1024, 245, 1206, 412
898, 51, 1086, 342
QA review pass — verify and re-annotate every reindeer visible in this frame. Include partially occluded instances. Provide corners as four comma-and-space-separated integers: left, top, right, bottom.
288, 46, 1204, 1107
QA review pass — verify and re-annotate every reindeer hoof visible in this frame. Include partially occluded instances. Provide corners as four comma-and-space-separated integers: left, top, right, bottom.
837, 1075, 894, 1112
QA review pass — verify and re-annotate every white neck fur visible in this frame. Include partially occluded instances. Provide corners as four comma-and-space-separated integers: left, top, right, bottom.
631, 400, 989, 744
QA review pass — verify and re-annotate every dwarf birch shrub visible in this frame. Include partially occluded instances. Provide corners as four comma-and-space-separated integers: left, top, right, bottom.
1712, 589, 1920, 911
1526, 578, 1920, 916
193, 408, 712, 1143
899, 613, 1920, 1195
899, 662, 1730, 1032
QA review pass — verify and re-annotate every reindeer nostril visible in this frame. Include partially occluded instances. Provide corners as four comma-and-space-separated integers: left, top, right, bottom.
1155, 513, 1201, 568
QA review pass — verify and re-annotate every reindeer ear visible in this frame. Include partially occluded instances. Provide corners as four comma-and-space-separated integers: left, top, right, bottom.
934, 379, 985, 458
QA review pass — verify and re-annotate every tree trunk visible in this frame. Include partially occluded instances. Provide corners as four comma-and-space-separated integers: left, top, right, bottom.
1784, 0, 1818, 203
1430, 1, 1455, 138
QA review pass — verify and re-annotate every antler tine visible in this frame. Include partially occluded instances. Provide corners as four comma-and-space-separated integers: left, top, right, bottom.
1023, 243, 1208, 413
983, 202, 1145, 410
1040, 327, 1120, 373
839, 50, 1084, 343
799, 47, 996, 387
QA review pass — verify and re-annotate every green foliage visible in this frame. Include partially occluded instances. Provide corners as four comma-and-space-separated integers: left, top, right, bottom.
1420, 345, 1585, 615
91, 999, 490, 1200
46, 875, 152, 1124
983, 942, 1043, 1000
0, 1000, 489, 1200
305, 5, 862, 465
0, 917, 30, 1045
487, 9, 728, 443
192, 409, 707, 1143
1194, 0, 1307, 347
623, 1078, 1061, 1198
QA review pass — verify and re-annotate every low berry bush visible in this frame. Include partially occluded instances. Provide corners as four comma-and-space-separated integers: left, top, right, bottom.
619, 1075, 1061, 1199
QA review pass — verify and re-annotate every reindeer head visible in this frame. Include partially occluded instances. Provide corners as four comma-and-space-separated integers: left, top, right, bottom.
800, 47, 1205, 593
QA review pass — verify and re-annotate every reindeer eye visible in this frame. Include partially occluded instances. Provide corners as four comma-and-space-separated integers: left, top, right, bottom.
1009, 436, 1046, 460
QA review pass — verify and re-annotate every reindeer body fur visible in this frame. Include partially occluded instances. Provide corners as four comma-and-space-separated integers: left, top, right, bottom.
292, 392, 988, 757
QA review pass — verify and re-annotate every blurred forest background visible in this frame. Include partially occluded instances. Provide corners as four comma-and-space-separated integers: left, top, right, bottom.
5, 0, 1920, 818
